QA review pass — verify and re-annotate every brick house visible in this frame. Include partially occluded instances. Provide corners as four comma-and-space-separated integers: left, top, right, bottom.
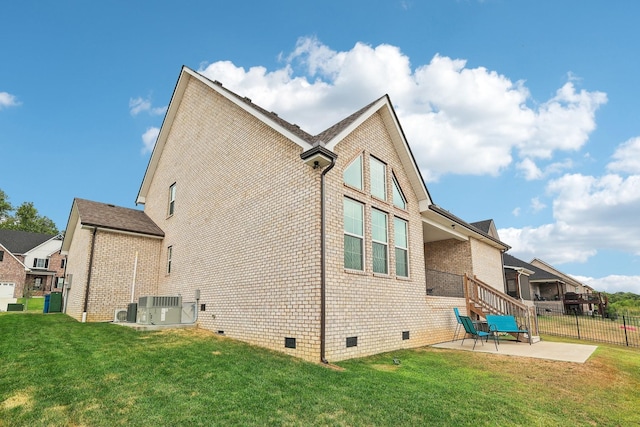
0, 230, 66, 308
61, 66, 515, 362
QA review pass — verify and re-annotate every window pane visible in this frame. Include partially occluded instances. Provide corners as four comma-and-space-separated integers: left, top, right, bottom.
169, 184, 176, 215
392, 176, 406, 209
371, 209, 387, 243
344, 198, 363, 236
344, 235, 363, 270
395, 248, 408, 277
394, 218, 408, 248
370, 157, 386, 200
343, 155, 363, 190
373, 242, 388, 274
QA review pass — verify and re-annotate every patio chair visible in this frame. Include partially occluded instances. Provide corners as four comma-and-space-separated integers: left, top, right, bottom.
452, 308, 463, 341
459, 315, 498, 351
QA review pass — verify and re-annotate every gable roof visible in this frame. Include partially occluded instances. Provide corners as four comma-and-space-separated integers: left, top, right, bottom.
61, 198, 164, 254
529, 258, 589, 290
0, 229, 56, 255
503, 253, 563, 282
136, 66, 432, 208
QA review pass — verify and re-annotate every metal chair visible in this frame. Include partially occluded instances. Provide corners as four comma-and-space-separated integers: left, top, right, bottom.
452, 307, 463, 341
459, 315, 498, 350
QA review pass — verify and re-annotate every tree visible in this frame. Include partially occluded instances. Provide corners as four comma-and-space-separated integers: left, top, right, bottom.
0, 189, 12, 223
0, 189, 59, 234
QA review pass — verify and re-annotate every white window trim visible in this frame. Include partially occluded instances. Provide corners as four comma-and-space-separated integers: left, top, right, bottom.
392, 174, 407, 209
167, 246, 173, 274
371, 208, 389, 275
344, 198, 365, 271
168, 183, 176, 217
370, 156, 387, 201
394, 217, 409, 278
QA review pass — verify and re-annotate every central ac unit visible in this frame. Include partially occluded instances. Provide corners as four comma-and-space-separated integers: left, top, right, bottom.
137, 295, 182, 325
114, 308, 128, 323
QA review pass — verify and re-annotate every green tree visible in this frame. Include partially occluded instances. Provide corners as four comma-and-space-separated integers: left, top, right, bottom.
0, 189, 59, 234
0, 189, 12, 223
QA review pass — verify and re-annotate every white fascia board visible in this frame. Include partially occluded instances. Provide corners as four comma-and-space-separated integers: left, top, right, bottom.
421, 214, 468, 241
0, 243, 27, 268
61, 202, 80, 254
504, 265, 535, 276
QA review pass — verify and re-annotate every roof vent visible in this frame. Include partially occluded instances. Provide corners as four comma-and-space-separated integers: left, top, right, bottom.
244, 96, 252, 103
213, 80, 222, 86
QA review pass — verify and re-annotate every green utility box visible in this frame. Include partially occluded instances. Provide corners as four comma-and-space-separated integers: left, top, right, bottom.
48, 293, 62, 312
7, 303, 24, 312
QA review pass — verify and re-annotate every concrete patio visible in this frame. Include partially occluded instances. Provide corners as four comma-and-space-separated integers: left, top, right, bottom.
432, 338, 598, 363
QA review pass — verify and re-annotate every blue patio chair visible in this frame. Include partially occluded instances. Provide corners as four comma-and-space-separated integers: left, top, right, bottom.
459, 315, 498, 351
452, 308, 463, 341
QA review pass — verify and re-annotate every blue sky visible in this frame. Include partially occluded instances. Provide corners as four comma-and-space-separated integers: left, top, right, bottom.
2, 1, 639, 293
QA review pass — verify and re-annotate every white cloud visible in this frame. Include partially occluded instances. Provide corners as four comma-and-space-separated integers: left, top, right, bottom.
198, 37, 606, 181
141, 127, 160, 154
130, 96, 166, 116
0, 91, 20, 109
499, 172, 640, 264
517, 158, 543, 180
573, 274, 640, 294
530, 197, 546, 213
512, 207, 521, 217
608, 136, 640, 174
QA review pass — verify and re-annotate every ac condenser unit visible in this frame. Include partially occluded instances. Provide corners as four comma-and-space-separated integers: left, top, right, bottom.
114, 308, 128, 323
137, 295, 182, 325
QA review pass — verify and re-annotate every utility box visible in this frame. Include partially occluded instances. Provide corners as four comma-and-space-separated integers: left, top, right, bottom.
126, 303, 137, 323
137, 296, 182, 325
48, 293, 62, 313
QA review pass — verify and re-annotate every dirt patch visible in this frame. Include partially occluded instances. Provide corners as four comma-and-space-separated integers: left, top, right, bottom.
2, 390, 33, 411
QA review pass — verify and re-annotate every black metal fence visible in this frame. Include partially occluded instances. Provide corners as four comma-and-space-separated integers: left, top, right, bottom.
536, 307, 640, 348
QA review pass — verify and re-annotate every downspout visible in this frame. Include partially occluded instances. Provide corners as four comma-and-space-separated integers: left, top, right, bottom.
82, 227, 98, 323
319, 157, 336, 364
299, 143, 337, 364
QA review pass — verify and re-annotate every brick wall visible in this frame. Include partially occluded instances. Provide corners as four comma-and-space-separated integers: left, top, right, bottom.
143, 76, 323, 361
323, 110, 429, 362
424, 238, 472, 276
0, 247, 26, 298
470, 237, 505, 291
64, 222, 161, 322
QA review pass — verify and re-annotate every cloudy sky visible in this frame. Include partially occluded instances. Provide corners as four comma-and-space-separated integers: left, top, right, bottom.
1, 1, 639, 293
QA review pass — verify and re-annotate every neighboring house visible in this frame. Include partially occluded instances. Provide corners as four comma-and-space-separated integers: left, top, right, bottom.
61, 66, 515, 362
0, 230, 66, 309
529, 258, 605, 315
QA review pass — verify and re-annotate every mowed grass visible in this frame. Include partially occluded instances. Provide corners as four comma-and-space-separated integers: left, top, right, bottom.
1, 314, 639, 426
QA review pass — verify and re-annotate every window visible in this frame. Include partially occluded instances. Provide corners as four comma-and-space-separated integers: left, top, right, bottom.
370, 157, 387, 200
344, 198, 364, 270
167, 246, 173, 274
168, 183, 176, 216
343, 154, 363, 190
61, 259, 66, 269
0, 250, 3, 262
33, 277, 42, 290
371, 209, 388, 274
392, 175, 406, 209
394, 218, 409, 277
33, 258, 49, 269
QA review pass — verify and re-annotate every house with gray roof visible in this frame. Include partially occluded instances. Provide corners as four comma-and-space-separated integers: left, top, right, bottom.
0, 229, 66, 307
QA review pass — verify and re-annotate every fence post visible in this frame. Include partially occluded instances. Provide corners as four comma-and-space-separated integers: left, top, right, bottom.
575, 312, 581, 340
623, 315, 629, 347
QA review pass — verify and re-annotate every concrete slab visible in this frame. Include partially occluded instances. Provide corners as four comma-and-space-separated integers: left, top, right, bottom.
432, 339, 597, 363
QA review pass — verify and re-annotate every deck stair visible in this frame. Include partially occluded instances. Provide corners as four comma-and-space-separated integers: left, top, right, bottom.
464, 274, 539, 343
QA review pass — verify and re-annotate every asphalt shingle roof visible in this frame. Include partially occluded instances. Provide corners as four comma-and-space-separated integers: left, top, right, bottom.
75, 199, 164, 237
0, 229, 55, 254
503, 253, 563, 282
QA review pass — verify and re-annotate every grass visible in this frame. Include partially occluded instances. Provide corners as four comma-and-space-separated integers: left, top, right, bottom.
538, 313, 640, 347
1, 314, 639, 426
15, 297, 45, 313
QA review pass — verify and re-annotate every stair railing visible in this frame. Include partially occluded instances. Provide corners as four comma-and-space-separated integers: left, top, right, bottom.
464, 274, 538, 339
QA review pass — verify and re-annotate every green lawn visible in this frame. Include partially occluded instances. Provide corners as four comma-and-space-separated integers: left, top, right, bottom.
15, 297, 45, 313
1, 314, 639, 426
